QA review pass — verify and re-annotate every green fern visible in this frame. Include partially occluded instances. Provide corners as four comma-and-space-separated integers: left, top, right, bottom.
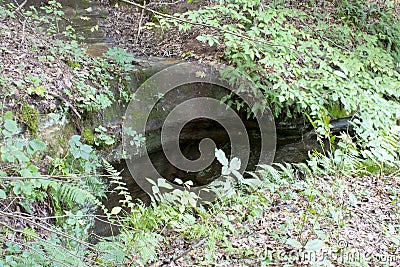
102, 159, 134, 215
52, 183, 97, 206
102, 159, 121, 177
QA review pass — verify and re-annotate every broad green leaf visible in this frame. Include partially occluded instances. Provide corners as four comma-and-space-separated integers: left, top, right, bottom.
14, 151, 29, 163
231, 169, 243, 180
215, 149, 228, 166
286, 238, 302, 249
4, 119, 17, 133
4, 111, 13, 120
242, 178, 262, 188
28, 140, 46, 154
110, 206, 122, 215
305, 239, 324, 251
158, 178, 173, 189
333, 70, 347, 79
151, 185, 159, 194
2, 129, 12, 138
19, 168, 33, 178
173, 178, 183, 185
146, 178, 156, 186
221, 165, 230, 175
0, 189, 6, 199
229, 157, 241, 171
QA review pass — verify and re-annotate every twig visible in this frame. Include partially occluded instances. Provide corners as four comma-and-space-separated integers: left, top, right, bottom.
14, 0, 27, 12
0, 211, 117, 261
47, 91, 81, 119
0, 174, 115, 180
162, 236, 209, 266
21, 18, 26, 45
147, 0, 184, 7
136, 0, 146, 44
1, 210, 138, 232
2, 195, 19, 212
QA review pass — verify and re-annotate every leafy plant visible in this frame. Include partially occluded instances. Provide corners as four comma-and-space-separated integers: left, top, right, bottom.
103, 47, 136, 72
94, 125, 115, 146
23, 0, 64, 35
24, 74, 47, 97
0, 113, 108, 266
336, 0, 400, 64
0, 111, 45, 178
155, 0, 400, 172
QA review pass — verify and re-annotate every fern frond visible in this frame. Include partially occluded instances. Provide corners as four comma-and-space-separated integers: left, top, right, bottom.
52, 183, 97, 206
102, 159, 121, 177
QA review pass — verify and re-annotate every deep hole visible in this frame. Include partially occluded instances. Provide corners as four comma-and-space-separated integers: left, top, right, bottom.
145, 83, 262, 187
92, 83, 263, 239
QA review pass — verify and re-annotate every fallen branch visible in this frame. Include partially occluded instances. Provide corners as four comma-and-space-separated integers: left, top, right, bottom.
0, 174, 116, 180
47, 91, 81, 119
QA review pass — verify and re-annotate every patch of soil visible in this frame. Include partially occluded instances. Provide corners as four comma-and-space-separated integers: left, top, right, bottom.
98, 0, 225, 60
0, 196, 54, 243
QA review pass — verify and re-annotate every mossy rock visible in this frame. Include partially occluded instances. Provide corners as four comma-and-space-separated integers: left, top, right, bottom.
18, 104, 39, 138
82, 127, 95, 146
328, 103, 350, 119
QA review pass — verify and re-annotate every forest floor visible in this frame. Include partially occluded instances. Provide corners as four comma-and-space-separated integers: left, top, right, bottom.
148, 174, 400, 266
99, 0, 225, 60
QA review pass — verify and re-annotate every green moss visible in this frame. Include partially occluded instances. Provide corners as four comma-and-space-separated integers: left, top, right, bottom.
66, 60, 81, 69
328, 103, 349, 119
135, 69, 153, 88
19, 104, 39, 138
82, 127, 95, 146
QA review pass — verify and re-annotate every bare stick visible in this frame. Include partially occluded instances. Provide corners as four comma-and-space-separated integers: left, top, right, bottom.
0, 173, 115, 180
14, 0, 27, 12
47, 91, 82, 119
136, 0, 146, 44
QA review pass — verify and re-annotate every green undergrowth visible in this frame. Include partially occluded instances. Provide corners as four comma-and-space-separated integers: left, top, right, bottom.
93, 152, 400, 266
0, 112, 108, 266
0, 0, 136, 114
